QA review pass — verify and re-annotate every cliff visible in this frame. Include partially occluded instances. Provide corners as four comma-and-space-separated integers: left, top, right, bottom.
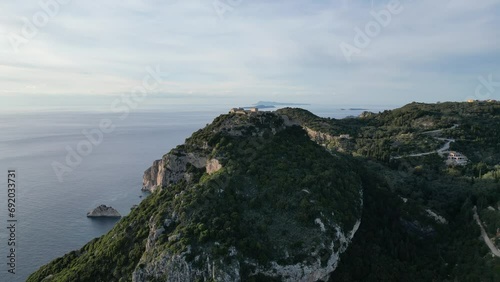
29, 111, 363, 282
142, 151, 213, 193
142, 111, 290, 193
304, 127, 355, 153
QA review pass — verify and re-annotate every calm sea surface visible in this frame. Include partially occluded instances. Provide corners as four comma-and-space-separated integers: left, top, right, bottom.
0, 104, 395, 281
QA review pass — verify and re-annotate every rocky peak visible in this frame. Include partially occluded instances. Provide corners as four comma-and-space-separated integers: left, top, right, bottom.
134, 113, 363, 281
29, 109, 364, 282
142, 112, 292, 193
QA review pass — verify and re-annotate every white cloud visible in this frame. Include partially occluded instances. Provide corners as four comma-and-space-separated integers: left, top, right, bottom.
0, 0, 499, 106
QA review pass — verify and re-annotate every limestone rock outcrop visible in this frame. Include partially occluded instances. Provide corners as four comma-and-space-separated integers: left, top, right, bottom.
142, 150, 208, 193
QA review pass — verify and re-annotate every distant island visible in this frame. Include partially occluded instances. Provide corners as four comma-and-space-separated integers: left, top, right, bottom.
340, 108, 369, 111
254, 101, 310, 106
243, 105, 275, 109
240, 101, 310, 110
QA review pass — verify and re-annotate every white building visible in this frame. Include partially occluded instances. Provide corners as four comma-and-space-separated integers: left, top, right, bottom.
229, 108, 246, 114
446, 151, 468, 166
229, 107, 259, 114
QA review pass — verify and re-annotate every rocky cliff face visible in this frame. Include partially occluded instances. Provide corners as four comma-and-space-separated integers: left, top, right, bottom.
206, 159, 222, 175
131, 200, 363, 282
142, 150, 213, 193
134, 113, 363, 282
304, 127, 354, 154
142, 154, 224, 193
132, 217, 362, 282
253, 218, 362, 282
132, 219, 242, 282
142, 112, 288, 193
305, 127, 337, 144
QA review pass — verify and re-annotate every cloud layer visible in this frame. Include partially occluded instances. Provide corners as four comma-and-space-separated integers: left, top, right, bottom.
1, 0, 499, 105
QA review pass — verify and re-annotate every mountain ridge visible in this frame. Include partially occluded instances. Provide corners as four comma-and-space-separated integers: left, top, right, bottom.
28, 102, 500, 281
29, 110, 364, 282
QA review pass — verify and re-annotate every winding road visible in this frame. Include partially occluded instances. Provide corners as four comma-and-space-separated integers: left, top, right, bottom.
392, 124, 458, 159
392, 138, 455, 159
473, 206, 500, 257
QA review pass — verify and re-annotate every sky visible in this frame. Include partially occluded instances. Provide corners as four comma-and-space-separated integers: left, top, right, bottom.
0, 0, 499, 110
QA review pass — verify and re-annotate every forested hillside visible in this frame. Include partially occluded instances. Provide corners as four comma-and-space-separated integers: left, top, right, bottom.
279, 102, 500, 281
29, 102, 500, 281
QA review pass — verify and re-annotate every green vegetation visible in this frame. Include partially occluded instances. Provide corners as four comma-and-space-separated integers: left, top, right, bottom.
161, 125, 362, 269
329, 160, 500, 281
29, 102, 500, 281
278, 101, 500, 165
279, 102, 500, 281
28, 112, 362, 282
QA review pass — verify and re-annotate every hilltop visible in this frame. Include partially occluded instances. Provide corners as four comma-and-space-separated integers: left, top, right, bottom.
28, 102, 500, 281
28, 111, 364, 282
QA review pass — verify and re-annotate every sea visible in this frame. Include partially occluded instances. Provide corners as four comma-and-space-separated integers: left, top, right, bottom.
0, 102, 396, 281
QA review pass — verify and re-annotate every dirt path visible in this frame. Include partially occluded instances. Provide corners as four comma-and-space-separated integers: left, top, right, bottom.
473, 206, 500, 257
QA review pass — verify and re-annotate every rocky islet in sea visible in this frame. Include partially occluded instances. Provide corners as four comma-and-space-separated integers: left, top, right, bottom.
87, 205, 121, 218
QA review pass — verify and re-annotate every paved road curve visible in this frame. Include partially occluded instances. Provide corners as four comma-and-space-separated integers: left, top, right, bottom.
392, 124, 458, 160
392, 138, 455, 159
